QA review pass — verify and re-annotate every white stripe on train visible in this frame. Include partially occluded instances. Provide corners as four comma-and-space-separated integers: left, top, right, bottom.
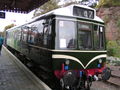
52, 54, 107, 69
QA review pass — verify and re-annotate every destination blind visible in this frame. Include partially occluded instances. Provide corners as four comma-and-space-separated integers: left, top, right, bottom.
73, 6, 94, 19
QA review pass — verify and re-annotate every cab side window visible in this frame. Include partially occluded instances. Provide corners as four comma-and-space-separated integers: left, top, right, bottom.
43, 20, 52, 48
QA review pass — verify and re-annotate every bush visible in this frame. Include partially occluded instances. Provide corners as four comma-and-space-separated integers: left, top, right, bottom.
107, 41, 120, 58
107, 48, 114, 56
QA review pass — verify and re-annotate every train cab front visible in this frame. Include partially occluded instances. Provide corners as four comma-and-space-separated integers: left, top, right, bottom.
51, 18, 111, 90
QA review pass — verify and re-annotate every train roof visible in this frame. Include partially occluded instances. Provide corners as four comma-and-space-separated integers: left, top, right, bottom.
6, 4, 104, 31
33, 4, 104, 23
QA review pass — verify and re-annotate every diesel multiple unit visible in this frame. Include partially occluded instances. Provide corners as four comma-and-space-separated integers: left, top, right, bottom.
5, 5, 111, 90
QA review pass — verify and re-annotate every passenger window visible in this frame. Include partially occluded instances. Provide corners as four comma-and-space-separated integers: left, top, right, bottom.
22, 19, 52, 48
27, 20, 44, 46
43, 26, 48, 45
21, 26, 29, 42
14, 27, 21, 41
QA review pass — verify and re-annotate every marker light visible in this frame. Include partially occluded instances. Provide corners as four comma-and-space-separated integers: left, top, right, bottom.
65, 60, 70, 65
99, 59, 102, 63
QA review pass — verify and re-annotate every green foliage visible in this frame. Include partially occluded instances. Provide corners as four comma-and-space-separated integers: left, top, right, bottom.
33, 0, 59, 17
107, 41, 120, 58
97, 0, 120, 8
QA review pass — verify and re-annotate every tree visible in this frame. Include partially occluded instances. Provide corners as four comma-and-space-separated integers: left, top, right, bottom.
2, 24, 16, 37
33, 0, 60, 17
33, 0, 97, 18
61, 0, 90, 7
33, 0, 92, 17
4, 24, 15, 31
97, 0, 120, 8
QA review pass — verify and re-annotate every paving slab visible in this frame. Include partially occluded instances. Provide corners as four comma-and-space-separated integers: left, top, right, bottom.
0, 47, 50, 90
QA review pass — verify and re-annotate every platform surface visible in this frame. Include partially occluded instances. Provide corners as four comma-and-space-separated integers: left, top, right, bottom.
0, 47, 46, 90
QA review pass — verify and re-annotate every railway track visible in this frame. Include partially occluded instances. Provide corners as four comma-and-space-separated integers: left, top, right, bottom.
101, 66, 120, 89
91, 66, 120, 90
104, 75, 120, 88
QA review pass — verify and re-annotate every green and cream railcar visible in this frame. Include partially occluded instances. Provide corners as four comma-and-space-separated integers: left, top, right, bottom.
6, 4, 111, 90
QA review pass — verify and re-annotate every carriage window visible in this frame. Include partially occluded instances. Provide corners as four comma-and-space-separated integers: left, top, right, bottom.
27, 20, 44, 46
58, 20, 76, 49
78, 23, 92, 50
22, 26, 28, 42
43, 26, 49, 45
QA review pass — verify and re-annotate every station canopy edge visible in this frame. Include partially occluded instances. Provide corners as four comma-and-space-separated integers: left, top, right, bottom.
0, 0, 49, 13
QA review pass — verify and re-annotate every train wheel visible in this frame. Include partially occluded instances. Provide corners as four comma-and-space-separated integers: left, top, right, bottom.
101, 67, 111, 81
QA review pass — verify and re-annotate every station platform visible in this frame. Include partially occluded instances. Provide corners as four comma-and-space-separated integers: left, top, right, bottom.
0, 46, 51, 90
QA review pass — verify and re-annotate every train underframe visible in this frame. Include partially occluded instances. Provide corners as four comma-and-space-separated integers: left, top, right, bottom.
54, 64, 111, 90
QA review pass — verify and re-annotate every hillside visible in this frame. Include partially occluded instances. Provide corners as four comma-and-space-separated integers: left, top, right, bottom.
96, 0, 120, 58
97, 7, 120, 41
